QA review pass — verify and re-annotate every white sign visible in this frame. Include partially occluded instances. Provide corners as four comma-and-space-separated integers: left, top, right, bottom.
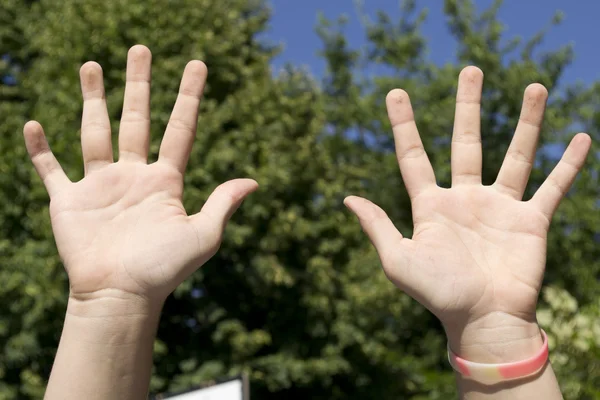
157, 376, 247, 400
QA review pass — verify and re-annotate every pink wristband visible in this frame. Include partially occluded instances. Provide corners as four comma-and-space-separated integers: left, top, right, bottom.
447, 329, 549, 385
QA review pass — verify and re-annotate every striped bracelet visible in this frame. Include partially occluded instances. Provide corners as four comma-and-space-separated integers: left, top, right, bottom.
447, 329, 549, 385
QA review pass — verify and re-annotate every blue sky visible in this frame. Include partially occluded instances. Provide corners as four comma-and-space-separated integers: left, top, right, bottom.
265, 1, 599, 87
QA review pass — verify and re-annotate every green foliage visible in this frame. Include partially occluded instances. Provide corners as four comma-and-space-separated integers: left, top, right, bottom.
0, 0, 598, 399
538, 287, 600, 398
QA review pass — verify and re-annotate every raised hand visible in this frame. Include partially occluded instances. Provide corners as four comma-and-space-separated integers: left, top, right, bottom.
24, 45, 257, 305
344, 66, 591, 362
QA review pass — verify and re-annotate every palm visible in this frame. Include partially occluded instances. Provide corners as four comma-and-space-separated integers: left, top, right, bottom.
407, 186, 546, 322
24, 46, 257, 302
345, 67, 590, 327
50, 163, 198, 297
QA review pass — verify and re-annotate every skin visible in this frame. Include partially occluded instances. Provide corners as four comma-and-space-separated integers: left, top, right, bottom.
25, 45, 257, 400
344, 66, 591, 399
25, 46, 590, 399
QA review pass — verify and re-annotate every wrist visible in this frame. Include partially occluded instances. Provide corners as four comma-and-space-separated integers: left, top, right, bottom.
66, 289, 163, 345
46, 291, 160, 400
445, 312, 543, 364
68, 288, 163, 315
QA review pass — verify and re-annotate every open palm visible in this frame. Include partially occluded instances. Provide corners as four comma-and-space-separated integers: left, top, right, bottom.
24, 46, 257, 303
345, 67, 591, 342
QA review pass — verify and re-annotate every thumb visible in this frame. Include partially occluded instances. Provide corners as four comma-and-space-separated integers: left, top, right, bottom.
190, 178, 258, 240
344, 195, 410, 275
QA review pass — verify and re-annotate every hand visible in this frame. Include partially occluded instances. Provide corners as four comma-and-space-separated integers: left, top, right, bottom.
344, 66, 591, 361
24, 45, 257, 305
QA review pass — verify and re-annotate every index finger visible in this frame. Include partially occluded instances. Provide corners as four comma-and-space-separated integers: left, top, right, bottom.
386, 89, 436, 200
158, 60, 207, 173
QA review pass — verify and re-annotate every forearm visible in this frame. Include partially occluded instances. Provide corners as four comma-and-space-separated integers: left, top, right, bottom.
447, 314, 562, 400
45, 290, 161, 400
458, 363, 560, 400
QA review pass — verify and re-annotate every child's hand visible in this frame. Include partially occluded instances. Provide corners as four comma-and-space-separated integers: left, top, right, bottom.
24, 45, 257, 305
345, 67, 591, 361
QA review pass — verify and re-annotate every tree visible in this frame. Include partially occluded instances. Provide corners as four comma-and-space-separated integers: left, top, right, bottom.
0, 0, 598, 399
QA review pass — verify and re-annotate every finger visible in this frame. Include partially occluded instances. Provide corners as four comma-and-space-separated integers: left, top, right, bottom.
344, 195, 423, 294
344, 196, 405, 262
386, 89, 436, 200
119, 45, 152, 162
189, 179, 259, 251
495, 84, 548, 199
344, 196, 444, 307
158, 60, 207, 173
530, 133, 591, 220
80, 62, 113, 174
23, 121, 71, 196
451, 66, 483, 185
